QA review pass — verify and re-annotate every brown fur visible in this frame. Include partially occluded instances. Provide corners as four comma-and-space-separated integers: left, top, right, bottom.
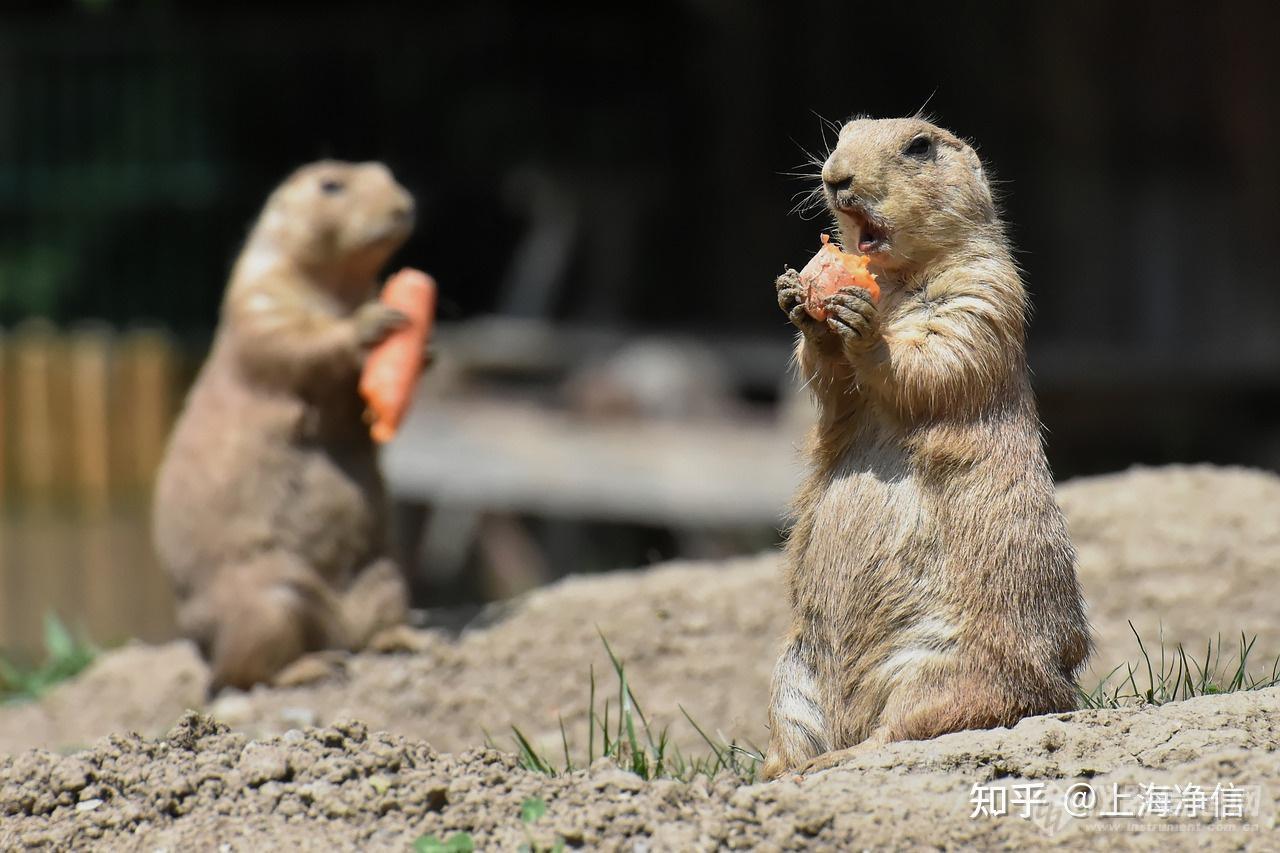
763, 118, 1090, 778
153, 160, 417, 692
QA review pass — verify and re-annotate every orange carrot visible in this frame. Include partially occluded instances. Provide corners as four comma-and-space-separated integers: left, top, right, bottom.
359, 267, 437, 443
801, 233, 880, 321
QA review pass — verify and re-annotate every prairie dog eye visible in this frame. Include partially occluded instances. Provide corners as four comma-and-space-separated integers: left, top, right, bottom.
903, 135, 934, 159
320, 178, 346, 195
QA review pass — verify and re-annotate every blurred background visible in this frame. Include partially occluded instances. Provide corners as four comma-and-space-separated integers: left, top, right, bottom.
2, 0, 1278, 657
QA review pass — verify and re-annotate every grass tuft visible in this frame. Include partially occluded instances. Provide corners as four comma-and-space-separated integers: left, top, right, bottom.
0, 613, 97, 703
412, 833, 474, 853
1079, 622, 1280, 709
504, 630, 761, 783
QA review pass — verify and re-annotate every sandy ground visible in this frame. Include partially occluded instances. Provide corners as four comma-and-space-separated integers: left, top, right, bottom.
1, 464, 1278, 848
3, 690, 1276, 849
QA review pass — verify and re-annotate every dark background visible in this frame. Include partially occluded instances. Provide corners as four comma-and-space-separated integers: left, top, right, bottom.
2, 0, 1278, 477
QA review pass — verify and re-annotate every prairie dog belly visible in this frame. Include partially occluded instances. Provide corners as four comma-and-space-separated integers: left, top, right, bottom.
795, 443, 961, 689
800, 439, 933, 594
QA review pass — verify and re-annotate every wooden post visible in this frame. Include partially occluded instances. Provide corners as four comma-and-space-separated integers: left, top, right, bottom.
0, 329, 7, 509
117, 328, 179, 642
0, 330, 8, 648
12, 321, 58, 503
117, 328, 176, 494
69, 324, 112, 515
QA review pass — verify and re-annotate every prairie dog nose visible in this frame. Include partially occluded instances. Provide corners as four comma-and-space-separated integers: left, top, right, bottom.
823, 175, 853, 195
392, 195, 416, 223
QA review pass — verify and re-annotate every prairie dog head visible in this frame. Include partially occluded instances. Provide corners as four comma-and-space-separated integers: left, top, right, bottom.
821, 118, 995, 274
248, 160, 416, 285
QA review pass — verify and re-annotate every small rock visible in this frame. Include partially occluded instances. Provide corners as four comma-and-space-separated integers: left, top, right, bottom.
591, 767, 644, 793
208, 693, 254, 727
329, 718, 368, 743
166, 711, 228, 749
278, 707, 317, 729
239, 743, 291, 786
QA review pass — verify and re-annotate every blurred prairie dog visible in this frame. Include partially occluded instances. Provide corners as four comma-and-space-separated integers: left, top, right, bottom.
153, 160, 417, 692
765, 118, 1090, 778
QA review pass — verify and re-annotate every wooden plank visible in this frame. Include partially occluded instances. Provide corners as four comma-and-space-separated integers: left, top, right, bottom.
383, 397, 803, 527
434, 317, 792, 390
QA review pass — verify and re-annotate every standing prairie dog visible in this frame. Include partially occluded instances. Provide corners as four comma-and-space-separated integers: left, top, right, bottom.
153, 160, 417, 692
765, 118, 1090, 778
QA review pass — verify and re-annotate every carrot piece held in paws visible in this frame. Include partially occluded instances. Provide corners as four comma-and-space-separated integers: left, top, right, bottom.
359, 268, 437, 443
801, 233, 880, 321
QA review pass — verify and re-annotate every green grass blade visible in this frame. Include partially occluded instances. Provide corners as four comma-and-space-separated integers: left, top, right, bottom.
679, 704, 729, 773
42, 613, 75, 664
1128, 621, 1155, 703
587, 664, 597, 765
558, 715, 573, 773
511, 726, 553, 775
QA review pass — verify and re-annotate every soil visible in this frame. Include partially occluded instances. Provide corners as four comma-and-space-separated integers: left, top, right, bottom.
3, 692, 1276, 850
1, 464, 1277, 849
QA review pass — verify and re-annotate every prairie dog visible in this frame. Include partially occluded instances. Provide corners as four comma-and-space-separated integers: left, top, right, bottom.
153, 160, 417, 692
764, 118, 1090, 778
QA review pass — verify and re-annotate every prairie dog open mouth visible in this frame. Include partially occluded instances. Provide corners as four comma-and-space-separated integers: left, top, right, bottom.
836, 207, 888, 254
364, 214, 415, 247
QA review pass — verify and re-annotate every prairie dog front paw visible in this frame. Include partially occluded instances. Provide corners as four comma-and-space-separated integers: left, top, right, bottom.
822, 287, 880, 354
354, 302, 409, 349
777, 269, 831, 342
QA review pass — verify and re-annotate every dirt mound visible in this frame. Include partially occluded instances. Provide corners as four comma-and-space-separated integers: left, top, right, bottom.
2, 464, 1278, 766
0, 553, 785, 759
1059, 464, 1280, 670
0, 641, 207, 756
3, 689, 1276, 850
1, 463, 1278, 848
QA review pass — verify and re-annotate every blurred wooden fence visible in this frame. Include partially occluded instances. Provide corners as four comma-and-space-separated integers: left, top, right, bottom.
0, 322, 180, 656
